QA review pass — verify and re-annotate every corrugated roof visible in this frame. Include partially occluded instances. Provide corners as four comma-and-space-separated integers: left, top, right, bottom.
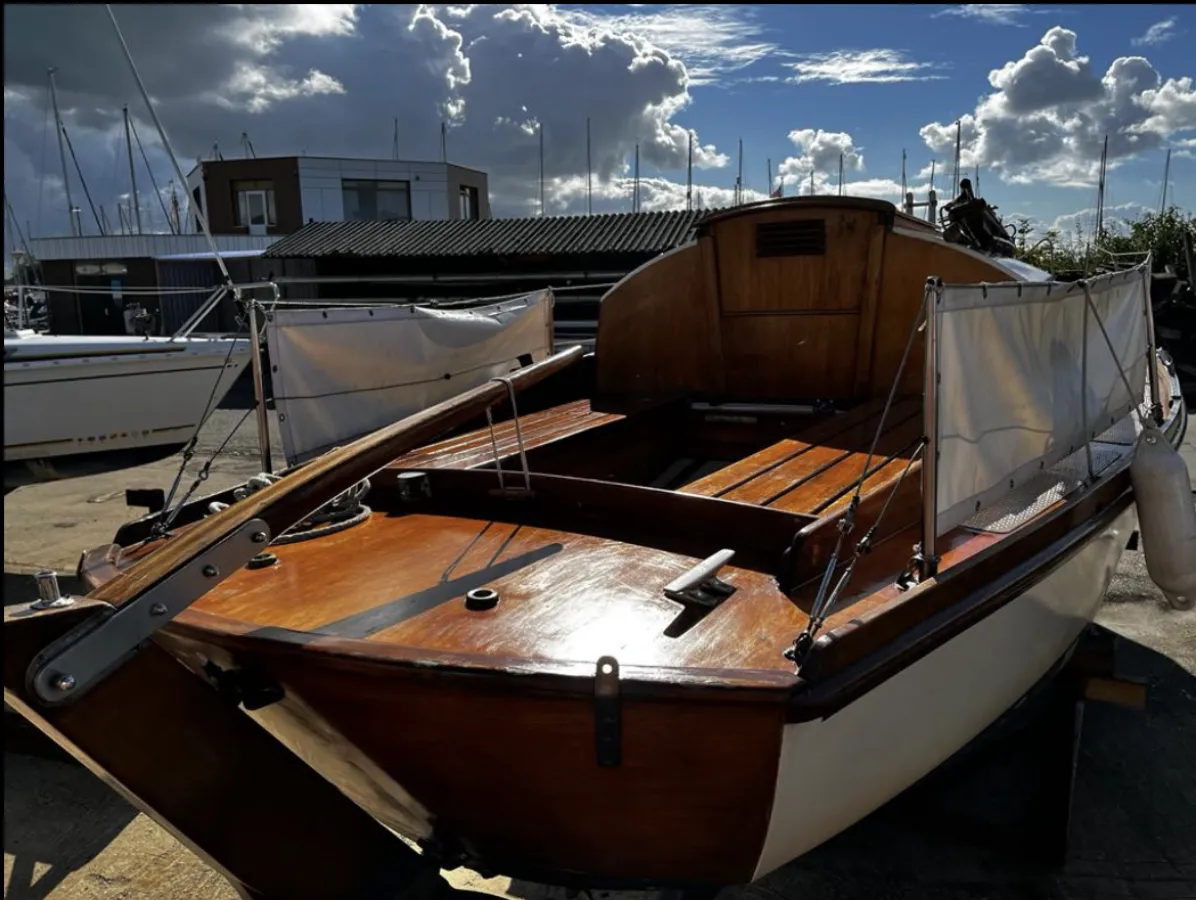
262, 209, 709, 260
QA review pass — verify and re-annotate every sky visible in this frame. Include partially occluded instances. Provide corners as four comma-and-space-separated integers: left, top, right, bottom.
3, 3, 1194, 260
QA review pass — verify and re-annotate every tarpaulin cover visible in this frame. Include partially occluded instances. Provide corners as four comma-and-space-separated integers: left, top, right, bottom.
934, 264, 1149, 534
267, 291, 553, 464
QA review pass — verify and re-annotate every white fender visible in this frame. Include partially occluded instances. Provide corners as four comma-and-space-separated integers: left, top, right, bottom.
1130, 424, 1196, 610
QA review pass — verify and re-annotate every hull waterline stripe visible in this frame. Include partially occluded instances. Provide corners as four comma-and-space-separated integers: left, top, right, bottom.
6, 363, 237, 388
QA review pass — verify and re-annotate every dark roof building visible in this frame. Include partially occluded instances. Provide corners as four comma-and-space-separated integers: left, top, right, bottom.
261, 209, 715, 348
262, 209, 708, 263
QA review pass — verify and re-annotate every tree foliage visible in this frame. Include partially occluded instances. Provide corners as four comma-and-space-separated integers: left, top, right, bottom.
1015, 206, 1196, 280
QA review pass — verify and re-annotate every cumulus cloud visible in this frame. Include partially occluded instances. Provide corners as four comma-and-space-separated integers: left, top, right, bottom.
1050, 201, 1152, 239
2, 3, 748, 238
772, 129, 908, 200
1132, 17, 1178, 47
919, 25, 1196, 188
787, 49, 946, 85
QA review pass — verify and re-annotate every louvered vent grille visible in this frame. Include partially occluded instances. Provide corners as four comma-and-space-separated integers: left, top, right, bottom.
755, 220, 826, 258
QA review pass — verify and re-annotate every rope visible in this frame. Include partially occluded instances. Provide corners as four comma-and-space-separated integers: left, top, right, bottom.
206, 474, 372, 545
153, 328, 252, 533
151, 405, 255, 538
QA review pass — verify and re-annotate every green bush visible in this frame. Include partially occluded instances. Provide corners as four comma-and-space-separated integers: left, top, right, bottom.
1013, 206, 1196, 280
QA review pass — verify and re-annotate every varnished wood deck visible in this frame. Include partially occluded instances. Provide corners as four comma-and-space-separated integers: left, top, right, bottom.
392, 399, 623, 471
680, 398, 922, 514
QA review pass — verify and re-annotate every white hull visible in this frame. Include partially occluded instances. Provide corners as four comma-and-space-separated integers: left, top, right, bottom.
4, 333, 251, 464
754, 503, 1137, 878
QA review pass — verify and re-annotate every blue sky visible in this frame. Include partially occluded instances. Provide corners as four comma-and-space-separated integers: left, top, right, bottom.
571, 3, 1193, 235
3, 3, 1192, 254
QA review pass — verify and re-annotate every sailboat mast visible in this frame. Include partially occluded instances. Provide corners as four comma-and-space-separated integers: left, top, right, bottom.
685, 131, 693, 211
48, 67, 78, 236
736, 138, 743, 205
124, 105, 142, 234
1095, 135, 1108, 239
170, 182, 181, 234
838, 152, 844, 196
1159, 147, 1171, 214
585, 116, 592, 215
538, 122, 545, 217
952, 119, 961, 193
633, 143, 640, 213
767, 158, 772, 197
392, 117, 399, 161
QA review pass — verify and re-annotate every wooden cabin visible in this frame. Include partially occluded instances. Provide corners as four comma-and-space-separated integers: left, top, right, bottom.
594, 197, 1017, 410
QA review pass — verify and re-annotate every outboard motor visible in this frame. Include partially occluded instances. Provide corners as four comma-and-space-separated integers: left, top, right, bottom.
1131, 423, 1196, 609
941, 179, 1017, 258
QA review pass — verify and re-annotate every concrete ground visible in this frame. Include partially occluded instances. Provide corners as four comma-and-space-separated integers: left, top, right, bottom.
5, 388, 1195, 900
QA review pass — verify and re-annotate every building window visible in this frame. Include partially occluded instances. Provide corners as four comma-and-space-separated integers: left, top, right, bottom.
232, 179, 277, 228
342, 179, 411, 221
458, 185, 479, 220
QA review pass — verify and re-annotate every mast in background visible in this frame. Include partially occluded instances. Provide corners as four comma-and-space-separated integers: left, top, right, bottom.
951, 119, 962, 194
170, 181, 182, 234
685, 131, 693, 211
123, 105, 142, 234
1095, 134, 1108, 238
1159, 147, 1171, 214
632, 143, 640, 213
48, 67, 78, 236
586, 116, 592, 215
735, 138, 743, 205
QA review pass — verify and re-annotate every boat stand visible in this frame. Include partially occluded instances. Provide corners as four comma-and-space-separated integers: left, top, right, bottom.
936, 625, 1149, 869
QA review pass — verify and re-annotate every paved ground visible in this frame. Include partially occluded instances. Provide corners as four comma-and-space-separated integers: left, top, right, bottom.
5, 385, 1195, 900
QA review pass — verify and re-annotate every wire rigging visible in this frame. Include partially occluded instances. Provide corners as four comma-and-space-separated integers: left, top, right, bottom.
128, 116, 175, 234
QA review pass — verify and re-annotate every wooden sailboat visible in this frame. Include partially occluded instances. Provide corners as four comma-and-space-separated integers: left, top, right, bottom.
5, 195, 1192, 898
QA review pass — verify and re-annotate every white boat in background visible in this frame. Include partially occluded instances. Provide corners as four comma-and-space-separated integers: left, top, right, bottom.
4, 328, 250, 490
